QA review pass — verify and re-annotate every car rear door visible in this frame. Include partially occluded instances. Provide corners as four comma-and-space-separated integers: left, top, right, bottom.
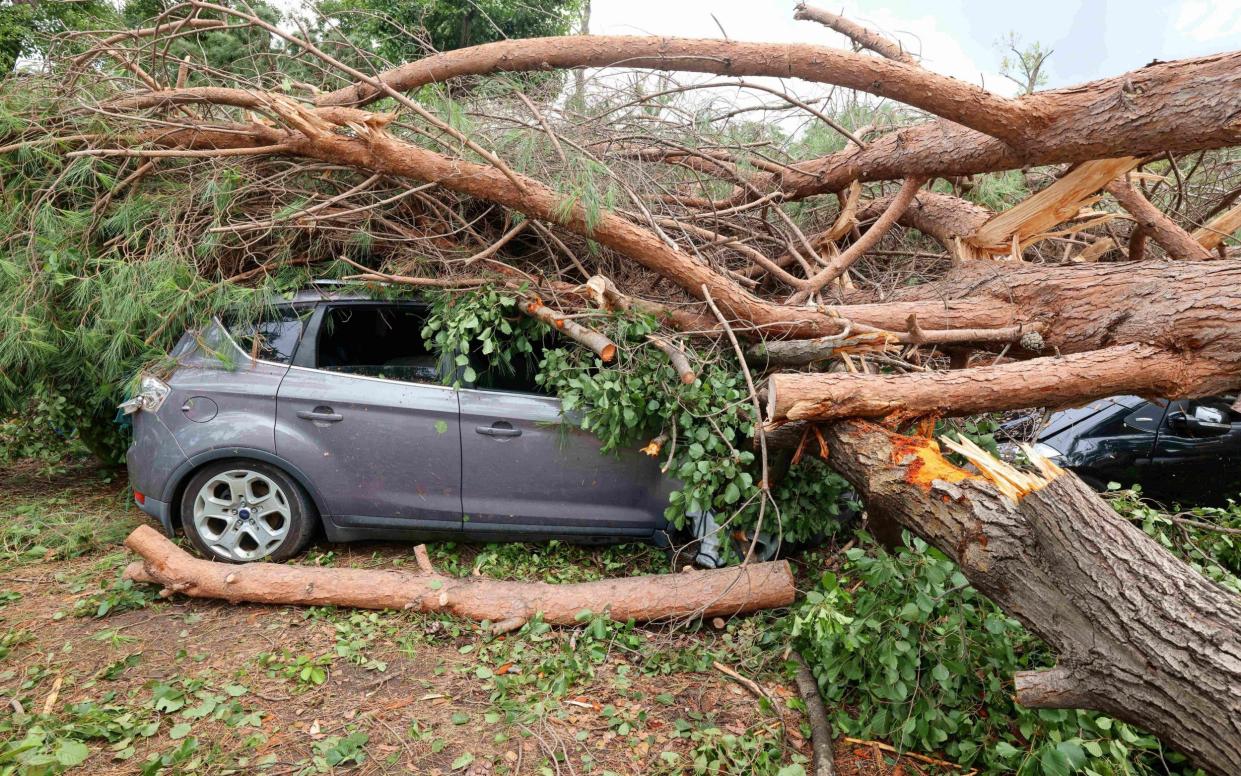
456, 351, 667, 538
275, 302, 463, 535
1150, 397, 1241, 503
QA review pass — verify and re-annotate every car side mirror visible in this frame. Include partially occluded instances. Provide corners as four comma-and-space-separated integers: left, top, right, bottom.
1168, 409, 1231, 437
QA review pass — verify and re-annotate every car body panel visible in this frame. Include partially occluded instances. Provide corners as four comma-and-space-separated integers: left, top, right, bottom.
1148, 398, 1241, 501
1033, 394, 1241, 504
275, 365, 464, 533
457, 388, 668, 537
126, 320, 290, 530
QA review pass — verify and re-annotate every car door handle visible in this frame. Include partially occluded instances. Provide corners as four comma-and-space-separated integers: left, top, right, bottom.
476, 422, 520, 438
297, 409, 343, 423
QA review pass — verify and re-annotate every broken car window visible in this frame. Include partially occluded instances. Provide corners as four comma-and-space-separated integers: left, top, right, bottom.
315, 304, 439, 383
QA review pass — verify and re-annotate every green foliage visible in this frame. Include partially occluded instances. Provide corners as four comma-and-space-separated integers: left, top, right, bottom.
120, 1, 285, 80
309, 731, 368, 771
256, 650, 332, 688
1106, 488, 1241, 593
73, 575, 157, 619
657, 719, 801, 775
0, 389, 89, 476
998, 32, 1054, 95
0, 471, 135, 566
0, 0, 114, 73
791, 536, 1202, 776
424, 289, 852, 545
316, 0, 581, 65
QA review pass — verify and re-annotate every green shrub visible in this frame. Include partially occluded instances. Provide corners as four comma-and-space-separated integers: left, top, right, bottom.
791, 536, 1201, 776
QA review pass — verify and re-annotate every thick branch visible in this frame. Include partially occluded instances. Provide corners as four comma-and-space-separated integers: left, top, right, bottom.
766, 344, 1223, 423
822, 423, 1241, 774
520, 296, 617, 362
857, 189, 993, 259
1107, 177, 1211, 260
317, 36, 1023, 144
771, 52, 1241, 201
122, 525, 795, 634
968, 157, 1138, 254
794, 3, 916, 65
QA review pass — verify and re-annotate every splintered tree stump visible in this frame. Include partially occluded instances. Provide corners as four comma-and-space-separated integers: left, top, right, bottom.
121, 525, 795, 633
822, 423, 1241, 775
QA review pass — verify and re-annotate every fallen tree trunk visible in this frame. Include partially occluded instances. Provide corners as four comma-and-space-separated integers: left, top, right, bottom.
821, 423, 1241, 775
320, 36, 1241, 202
121, 525, 796, 633
766, 343, 1215, 423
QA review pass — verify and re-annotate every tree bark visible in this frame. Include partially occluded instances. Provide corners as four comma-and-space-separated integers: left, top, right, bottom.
317, 38, 1241, 202
821, 422, 1241, 775
1106, 178, 1212, 260
772, 52, 1241, 201
317, 36, 1022, 144
766, 343, 1214, 423
121, 525, 796, 633
794, 2, 915, 65
856, 190, 992, 259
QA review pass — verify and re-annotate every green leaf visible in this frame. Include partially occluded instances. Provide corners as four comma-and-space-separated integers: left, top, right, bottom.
1039, 745, 1072, 776
55, 739, 90, 767
451, 752, 475, 770
723, 482, 741, 504
169, 723, 192, 740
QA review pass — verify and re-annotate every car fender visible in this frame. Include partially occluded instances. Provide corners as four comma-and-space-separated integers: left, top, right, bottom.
162, 446, 333, 523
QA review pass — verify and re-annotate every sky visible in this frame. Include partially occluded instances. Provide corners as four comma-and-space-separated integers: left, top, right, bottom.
587, 0, 1241, 94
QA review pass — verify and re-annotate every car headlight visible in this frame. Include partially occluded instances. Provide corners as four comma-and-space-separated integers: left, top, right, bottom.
119, 375, 170, 415
1031, 442, 1062, 460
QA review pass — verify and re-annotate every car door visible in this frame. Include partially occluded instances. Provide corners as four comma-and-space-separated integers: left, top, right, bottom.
458, 389, 667, 537
456, 345, 667, 538
1150, 397, 1241, 503
275, 302, 463, 536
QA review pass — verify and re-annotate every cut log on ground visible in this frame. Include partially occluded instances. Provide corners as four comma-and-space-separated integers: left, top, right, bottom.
121, 525, 796, 633
820, 422, 1241, 775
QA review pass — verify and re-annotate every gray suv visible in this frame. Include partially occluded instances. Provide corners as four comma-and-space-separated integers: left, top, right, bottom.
124, 287, 680, 564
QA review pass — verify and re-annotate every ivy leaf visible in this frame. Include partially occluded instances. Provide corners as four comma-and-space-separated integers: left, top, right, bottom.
168, 723, 192, 740
723, 482, 741, 504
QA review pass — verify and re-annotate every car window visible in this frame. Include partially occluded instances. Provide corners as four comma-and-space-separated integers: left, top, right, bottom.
469, 332, 560, 395
1176, 397, 1241, 425
315, 304, 439, 383
1122, 401, 1166, 434
224, 305, 310, 365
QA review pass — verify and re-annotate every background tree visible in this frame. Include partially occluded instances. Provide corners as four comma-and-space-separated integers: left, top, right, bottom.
0, 0, 114, 73
120, 0, 284, 78
997, 31, 1052, 94
315, 0, 582, 66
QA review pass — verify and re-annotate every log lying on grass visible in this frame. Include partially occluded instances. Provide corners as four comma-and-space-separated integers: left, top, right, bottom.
121, 525, 795, 633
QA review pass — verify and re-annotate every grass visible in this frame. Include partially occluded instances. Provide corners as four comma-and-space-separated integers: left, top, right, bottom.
0, 458, 821, 776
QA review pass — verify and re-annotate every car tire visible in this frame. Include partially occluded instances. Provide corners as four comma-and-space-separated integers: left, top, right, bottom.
180, 460, 315, 563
